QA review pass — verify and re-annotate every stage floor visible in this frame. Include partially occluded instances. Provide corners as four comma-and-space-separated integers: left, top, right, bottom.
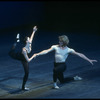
0, 32, 100, 99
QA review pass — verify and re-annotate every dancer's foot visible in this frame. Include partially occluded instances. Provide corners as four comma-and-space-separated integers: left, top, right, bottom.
54, 85, 59, 89
53, 82, 59, 89
74, 76, 82, 81
16, 33, 20, 42
22, 87, 30, 91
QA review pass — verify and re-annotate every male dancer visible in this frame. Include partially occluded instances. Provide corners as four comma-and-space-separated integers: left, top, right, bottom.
34, 35, 97, 89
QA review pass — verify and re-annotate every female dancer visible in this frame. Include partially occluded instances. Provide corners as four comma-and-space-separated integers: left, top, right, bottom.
34, 35, 97, 89
9, 26, 37, 90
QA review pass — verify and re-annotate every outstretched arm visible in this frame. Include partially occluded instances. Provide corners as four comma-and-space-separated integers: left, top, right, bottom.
35, 47, 54, 57
22, 47, 54, 62
29, 26, 37, 43
71, 51, 97, 65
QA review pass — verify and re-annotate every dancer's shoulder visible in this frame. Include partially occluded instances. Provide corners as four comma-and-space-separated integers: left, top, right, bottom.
51, 44, 58, 48
67, 47, 75, 53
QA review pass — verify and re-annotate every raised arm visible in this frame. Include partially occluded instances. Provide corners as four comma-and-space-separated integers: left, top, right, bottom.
29, 26, 37, 43
71, 51, 97, 65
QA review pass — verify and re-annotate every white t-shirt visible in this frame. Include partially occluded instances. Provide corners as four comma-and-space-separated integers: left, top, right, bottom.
51, 45, 75, 63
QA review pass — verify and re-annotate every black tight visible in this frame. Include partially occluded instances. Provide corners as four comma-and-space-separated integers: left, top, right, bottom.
21, 61, 29, 89
53, 62, 74, 84
53, 71, 64, 83
53, 62, 66, 83
9, 42, 29, 90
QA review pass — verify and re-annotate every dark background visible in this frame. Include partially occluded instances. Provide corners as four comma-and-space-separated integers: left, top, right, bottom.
44, 1, 100, 34
0, 1, 100, 34
0, 1, 100, 56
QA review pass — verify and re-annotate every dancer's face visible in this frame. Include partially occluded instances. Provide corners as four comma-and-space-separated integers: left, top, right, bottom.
59, 40, 63, 47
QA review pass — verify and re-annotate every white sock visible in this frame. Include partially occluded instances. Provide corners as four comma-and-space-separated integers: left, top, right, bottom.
16, 33, 20, 39
16, 33, 20, 42
17, 39, 20, 42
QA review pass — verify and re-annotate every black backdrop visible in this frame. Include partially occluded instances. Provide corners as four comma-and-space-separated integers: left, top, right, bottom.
0, 1, 100, 35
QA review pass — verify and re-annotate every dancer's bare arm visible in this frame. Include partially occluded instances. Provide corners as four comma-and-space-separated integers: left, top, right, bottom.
22, 47, 54, 62
29, 26, 37, 43
35, 47, 54, 57
70, 51, 97, 65
22, 48, 36, 62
